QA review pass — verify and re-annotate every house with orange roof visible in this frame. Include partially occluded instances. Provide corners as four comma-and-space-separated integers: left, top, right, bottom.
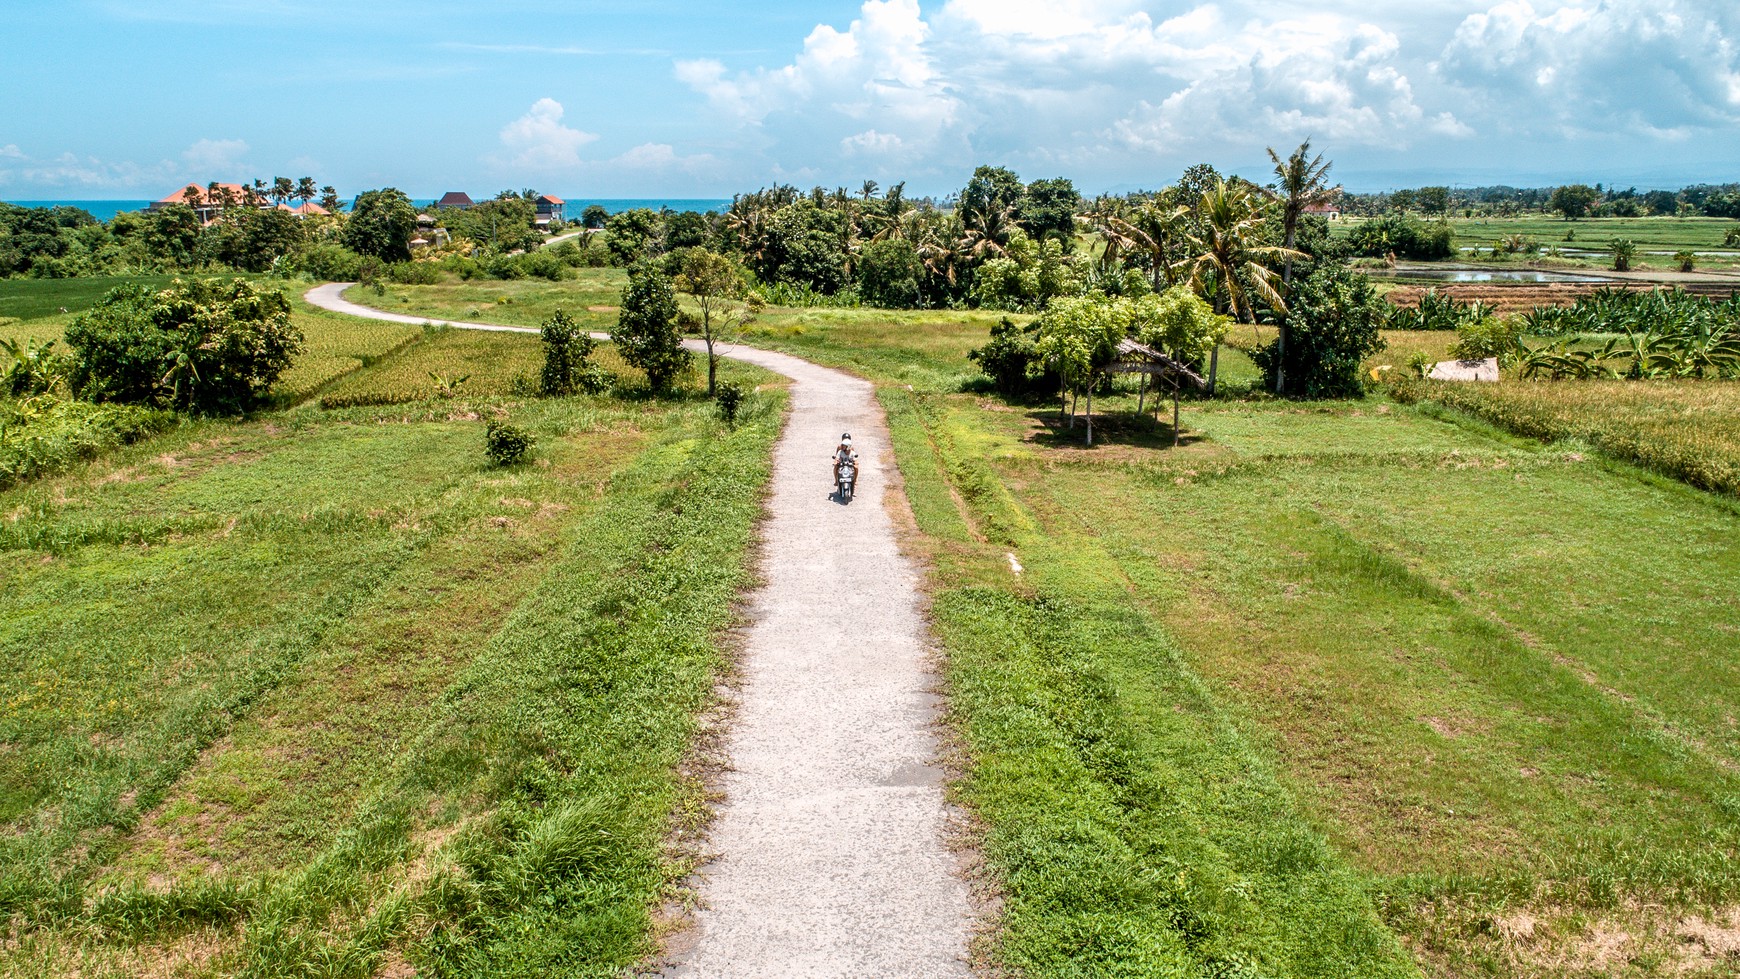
535, 194, 565, 226
149, 182, 255, 225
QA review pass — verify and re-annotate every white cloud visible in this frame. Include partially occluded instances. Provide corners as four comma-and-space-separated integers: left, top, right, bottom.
0, 144, 22, 159
841, 129, 904, 154
180, 137, 250, 174
608, 142, 717, 173
1437, 0, 1740, 135
497, 98, 598, 171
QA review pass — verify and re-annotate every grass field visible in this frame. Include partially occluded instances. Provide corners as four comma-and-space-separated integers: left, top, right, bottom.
0, 300, 785, 976
361, 279, 1740, 977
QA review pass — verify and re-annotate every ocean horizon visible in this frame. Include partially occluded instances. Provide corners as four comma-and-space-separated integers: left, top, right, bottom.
3, 198, 735, 223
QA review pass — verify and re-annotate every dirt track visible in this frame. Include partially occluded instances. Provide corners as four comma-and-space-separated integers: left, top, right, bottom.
305, 284, 974, 977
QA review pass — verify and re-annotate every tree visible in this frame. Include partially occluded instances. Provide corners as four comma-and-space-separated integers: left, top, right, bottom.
1032, 293, 1127, 445
271, 176, 295, 207
1018, 177, 1082, 244
1127, 285, 1228, 365
65, 278, 303, 413
674, 248, 760, 396
958, 166, 1024, 223
1250, 265, 1386, 399
1263, 140, 1342, 394
1416, 186, 1451, 217
581, 204, 609, 229
1611, 238, 1636, 272
319, 186, 343, 213
1550, 184, 1601, 220
295, 177, 318, 208
856, 237, 926, 308
216, 207, 307, 272
1175, 179, 1302, 391
342, 188, 417, 261
605, 208, 663, 265
615, 263, 690, 392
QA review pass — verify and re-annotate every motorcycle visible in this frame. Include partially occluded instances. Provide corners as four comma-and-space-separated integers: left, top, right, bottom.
837, 457, 856, 502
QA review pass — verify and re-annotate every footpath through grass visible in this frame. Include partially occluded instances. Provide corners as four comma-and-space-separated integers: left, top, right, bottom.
0, 351, 783, 976
311, 280, 1740, 976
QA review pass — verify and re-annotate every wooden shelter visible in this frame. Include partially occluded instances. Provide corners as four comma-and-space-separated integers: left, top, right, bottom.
1101, 339, 1208, 446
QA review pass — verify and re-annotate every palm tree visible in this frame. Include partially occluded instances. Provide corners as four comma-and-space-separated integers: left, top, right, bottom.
272, 176, 295, 207
859, 179, 880, 202
1174, 179, 1305, 392
1262, 141, 1339, 394
295, 177, 318, 209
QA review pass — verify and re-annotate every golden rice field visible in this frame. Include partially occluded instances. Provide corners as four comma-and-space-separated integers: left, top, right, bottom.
1396, 378, 1740, 497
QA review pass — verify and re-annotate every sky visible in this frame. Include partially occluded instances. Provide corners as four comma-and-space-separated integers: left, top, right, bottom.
3, 0, 1739, 200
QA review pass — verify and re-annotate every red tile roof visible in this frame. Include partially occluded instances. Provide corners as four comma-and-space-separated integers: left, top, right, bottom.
538, 194, 564, 205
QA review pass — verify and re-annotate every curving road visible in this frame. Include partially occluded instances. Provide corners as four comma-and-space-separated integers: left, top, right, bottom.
305, 284, 973, 977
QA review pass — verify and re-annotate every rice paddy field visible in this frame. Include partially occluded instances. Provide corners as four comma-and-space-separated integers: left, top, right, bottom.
0, 274, 788, 976
6, 269, 1740, 976
354, 279, 1740, 978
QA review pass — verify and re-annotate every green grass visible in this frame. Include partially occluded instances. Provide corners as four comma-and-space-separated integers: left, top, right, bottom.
0, 350, 783, 976
0, 276, 192, 321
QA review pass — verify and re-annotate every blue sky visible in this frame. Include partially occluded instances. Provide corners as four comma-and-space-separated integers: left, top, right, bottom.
4, 0, 1739, 199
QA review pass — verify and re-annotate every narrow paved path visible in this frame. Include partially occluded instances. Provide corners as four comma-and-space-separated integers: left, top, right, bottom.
305, 284, 974, 977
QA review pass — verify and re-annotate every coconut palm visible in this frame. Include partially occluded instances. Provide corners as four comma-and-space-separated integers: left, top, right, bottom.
1264, 141, 1338, 285
1175, 180, 1304, 392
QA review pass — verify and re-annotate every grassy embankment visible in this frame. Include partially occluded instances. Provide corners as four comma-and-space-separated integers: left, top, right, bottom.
0, 284, 785, 977
1333, 215, 1740, 271
374, 278, 1740, 978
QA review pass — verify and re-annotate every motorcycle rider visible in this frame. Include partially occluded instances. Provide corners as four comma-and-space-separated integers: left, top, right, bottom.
833, 433, 859, 494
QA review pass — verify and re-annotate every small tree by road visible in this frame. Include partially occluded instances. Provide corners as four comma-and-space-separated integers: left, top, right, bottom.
674, 248, 762, 396
1033, 294, 1126, 445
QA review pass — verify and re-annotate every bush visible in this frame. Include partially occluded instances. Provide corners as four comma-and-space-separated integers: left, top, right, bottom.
1252, 265, 1387, 398
968, 317, 1057, 398
0, 395, 175, 490
386, 261, 441, 285
1346, 215, 1455, 261
484, 421, 534, 466
1450, 316, 1525, 365
540, 309, 610, 396
715, 381, 745, 427
297, 243, 369, 281
65, 279, 303, 414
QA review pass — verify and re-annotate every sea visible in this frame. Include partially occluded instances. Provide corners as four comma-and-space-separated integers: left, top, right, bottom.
3, 198, 734, 222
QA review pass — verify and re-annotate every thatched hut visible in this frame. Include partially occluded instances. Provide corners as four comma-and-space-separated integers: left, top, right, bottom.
1102, 339, 1208, 446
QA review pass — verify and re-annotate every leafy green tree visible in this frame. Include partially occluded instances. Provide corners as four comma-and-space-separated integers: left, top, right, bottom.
342, 189, 418, 261
615, 263, 690, 392
581, 204, 610, 229
1127, 285, 1228, 364
856, 238, 926, 308
959, 165, 1024, 221
664, 210, 711, 250
1175, 163, 1223, 210
1416, 186, 1451, 217
65, 279, 303, 413
213, 207, 307, 272
1251, 265, 1386, 399
1018, 178, 1082, 243
971, 230, 1084, 311
757, 200, 848, 292
1033, 293, 1127, 444
319, 186, 343, 213
605, 208, 663, 265
968, 317, 1052, 397
1549, 184, 1601, 220
673, 248, 760, 395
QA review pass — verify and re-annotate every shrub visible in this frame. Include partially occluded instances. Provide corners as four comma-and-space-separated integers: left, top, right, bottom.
1450, 316, 1525, 365
1, 337, 67, 397
1252, 265, 1387, 398
715, 381, 745, 427
484, 421, 534, 466
968, 317, 1054, 397
0, 395, 175, 490
1611, 238, 1636, 272
615, 263, 690, 393
1346, 215, 1454, 261
65, 279, 303, 414
539, 309, 610, 396
386, 261, 441, 285
1675, 250, 1697, 273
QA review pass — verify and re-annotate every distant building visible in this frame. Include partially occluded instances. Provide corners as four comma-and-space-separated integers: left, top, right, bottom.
149, 182, 253, 225
535, 194, 565, 226
1304, 203, 1342, 221
435, 191, 475, 211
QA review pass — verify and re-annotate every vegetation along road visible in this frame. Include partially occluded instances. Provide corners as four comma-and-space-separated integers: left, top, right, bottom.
305, 284, 976, 976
